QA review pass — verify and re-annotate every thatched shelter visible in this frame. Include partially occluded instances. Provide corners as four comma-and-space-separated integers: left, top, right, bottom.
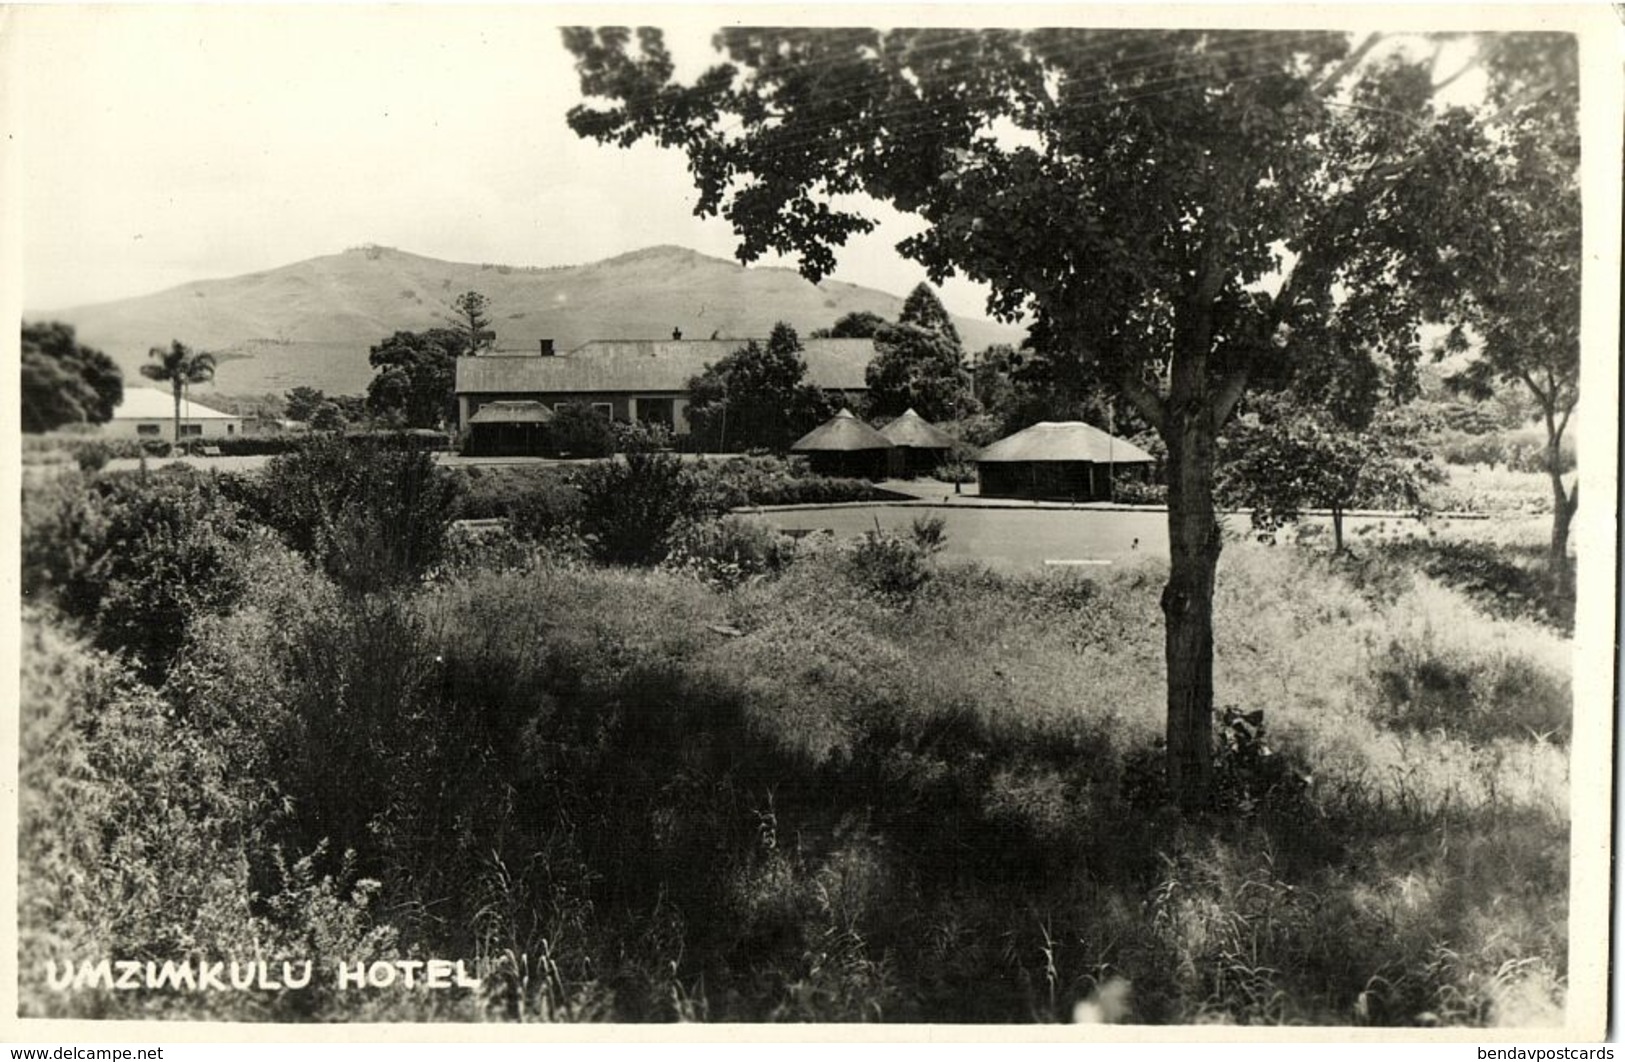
464, 400, 555, 456
790, 409, 901, 480
878, 408, 955, 477
976, 421, 1155, 501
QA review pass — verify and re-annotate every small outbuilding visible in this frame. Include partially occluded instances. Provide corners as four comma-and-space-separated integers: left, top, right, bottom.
790, 409, 902, 480
976, 421, 1156, 501
878, 408, 955, 478
463, 400, 555, 456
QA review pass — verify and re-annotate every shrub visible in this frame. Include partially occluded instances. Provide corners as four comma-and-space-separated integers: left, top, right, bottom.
22, 468, 253, 679
1113, 475, 1167, 506
447, 465, 584, 532
932, 456, 978, 484
909, 513, 948, 554
687, 455, 895, 508
244, 436, 461, 593
848, 525, 936, 598
20, 609, 406, 1020
664, 515, 799, 588
74, 442, 112, 472
550, 403, 617, 457
575, 450, 714, 565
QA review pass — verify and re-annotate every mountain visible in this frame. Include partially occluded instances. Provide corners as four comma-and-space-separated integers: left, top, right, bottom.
43, 245, 1026, 396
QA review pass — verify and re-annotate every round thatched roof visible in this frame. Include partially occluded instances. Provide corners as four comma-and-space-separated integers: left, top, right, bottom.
790, 408, 894, 453
977, 421, 1155, 464
878, 408, 955, 450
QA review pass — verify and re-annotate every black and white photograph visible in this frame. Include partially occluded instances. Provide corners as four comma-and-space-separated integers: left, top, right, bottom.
4, 2, 1617, 1040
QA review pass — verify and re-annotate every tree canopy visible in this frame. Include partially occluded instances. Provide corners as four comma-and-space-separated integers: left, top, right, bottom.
140, 340, 217, 443
865, 283, 977, 422
366, 328, 463, 429
564, 26, 1570, 806
451, 290, 497, 355
1218, 393, 1442, 553
1438, 35, 1581, 566
686, 322, 836, 450
21, 322, 123, 434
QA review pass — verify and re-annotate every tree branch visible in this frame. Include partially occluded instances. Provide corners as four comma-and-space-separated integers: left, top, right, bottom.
1213, 365, 1251, 427
1118, 372, 1167, 435
1315, 33, 1384, 97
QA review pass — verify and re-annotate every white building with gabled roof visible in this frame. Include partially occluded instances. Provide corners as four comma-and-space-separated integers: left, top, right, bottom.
102, 388, 243, 441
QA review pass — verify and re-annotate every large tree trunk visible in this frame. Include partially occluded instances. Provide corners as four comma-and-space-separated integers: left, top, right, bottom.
1159, 308, 1225, 812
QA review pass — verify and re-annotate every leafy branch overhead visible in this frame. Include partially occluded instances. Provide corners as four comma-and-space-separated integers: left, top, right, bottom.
562, 26, 1579, 808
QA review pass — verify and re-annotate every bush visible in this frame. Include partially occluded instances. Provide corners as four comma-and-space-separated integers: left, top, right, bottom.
202, 435, 308, 456
447, 465, 584, 528
550, 403, 617, 458
932, 456, 978, 484
240, 437, 461, 593
575, 450, 715, 565
664, 515, 800, 588
74, 441, 112, 472
1113, 475, 1167, 506
22, 468, 254, 679
20, 609, 408, 1020
689, 455, 896, 508
848, 525, 937, 598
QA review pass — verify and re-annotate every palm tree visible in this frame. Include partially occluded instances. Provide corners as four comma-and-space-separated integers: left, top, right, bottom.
141, 340, 217, 445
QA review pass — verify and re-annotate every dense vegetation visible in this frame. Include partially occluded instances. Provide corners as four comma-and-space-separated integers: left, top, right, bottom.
20, 445, 1570, 1024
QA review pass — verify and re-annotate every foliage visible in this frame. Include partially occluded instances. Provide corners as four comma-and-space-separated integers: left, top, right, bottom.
562, 26, 1535, 805
451, 290, 496, 355
236, 436, 461, 593
283, 386, 328, 423
548, 401, 618, 457
865, 284, 978, 422
932, 456, 978, 485
575, 449, 716, 565
22, 468, 253, 679
847, 523, 938, 599
1219, 395, 1444, 550
21, 321, 124, 433
811, 310, 887, 339
19, 465, 1573, 1022
74, 442, 113, 473
689, 454, 897, 508
139, 339, 217, 443
1113, 476, 1168, 507
663, 515, 800, 589
1436, 36, 1580, 564
686, 322, 838, 451
366, 328, 463, 429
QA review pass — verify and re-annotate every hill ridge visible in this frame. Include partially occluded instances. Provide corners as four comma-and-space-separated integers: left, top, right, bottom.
45, 245, 1024, 396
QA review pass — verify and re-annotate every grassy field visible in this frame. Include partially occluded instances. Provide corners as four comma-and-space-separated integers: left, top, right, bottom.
17, 455, 1576, 1024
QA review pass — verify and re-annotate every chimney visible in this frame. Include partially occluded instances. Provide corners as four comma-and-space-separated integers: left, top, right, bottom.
671, 327, 683, 340
539, 338, 555, 356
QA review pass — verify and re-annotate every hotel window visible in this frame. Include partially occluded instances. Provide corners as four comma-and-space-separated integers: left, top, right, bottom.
137, 424, 161, 437
180, 424, 203, 437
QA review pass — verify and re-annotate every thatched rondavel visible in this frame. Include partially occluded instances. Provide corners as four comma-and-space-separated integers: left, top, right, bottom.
976, 421, 1155, 501
878, 408, 955, 477
790, 409, 901, 480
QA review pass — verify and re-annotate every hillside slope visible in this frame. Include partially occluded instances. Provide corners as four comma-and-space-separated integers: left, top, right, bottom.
45, 245, 1024, 395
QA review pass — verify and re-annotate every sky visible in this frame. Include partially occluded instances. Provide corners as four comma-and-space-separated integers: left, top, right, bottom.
5, 7, 986, 317
0, 7, 1527, 322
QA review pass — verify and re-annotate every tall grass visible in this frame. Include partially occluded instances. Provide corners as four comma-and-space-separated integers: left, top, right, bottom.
19, 461, 1570, 1024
